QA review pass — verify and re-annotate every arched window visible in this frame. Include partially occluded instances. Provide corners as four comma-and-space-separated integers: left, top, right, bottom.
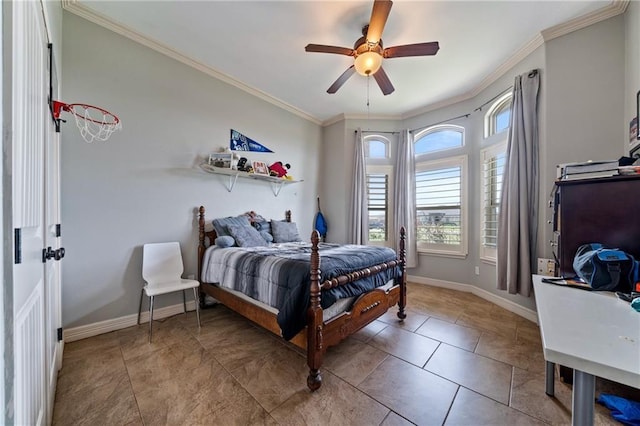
484, 92, 512, 138
363, 134, 393, 245
412, 124, 467, 257
414, 125, 464, 155
364, 135, 390, 159
480, 91, 511, 262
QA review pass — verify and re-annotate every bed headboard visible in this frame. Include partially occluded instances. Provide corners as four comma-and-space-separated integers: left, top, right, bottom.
197, 206, 291, 280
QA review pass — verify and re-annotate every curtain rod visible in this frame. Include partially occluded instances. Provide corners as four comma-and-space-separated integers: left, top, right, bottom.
409, 113, 470, 134
474, 86, 513, 112
354, 130, 399, 135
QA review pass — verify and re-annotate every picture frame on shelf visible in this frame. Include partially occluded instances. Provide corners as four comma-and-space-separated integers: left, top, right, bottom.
252, 161, 269, 175
208, 152, 233, 169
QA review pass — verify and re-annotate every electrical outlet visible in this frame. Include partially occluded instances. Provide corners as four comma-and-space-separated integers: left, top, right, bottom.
537, 258, 556, 276
474, 266, 480, 275
187, 274, 195, 280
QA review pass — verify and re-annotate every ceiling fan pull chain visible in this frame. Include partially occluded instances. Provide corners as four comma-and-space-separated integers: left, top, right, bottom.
367, 75, 371, 126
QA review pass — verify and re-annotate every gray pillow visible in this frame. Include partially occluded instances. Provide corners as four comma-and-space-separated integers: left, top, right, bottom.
212, 215, 251, 237
226, 224, 268, 247
214, 235, 235, 248
271, 221, 301, 243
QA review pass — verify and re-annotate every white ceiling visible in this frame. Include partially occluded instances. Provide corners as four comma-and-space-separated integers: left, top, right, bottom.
69, 0, 618, 124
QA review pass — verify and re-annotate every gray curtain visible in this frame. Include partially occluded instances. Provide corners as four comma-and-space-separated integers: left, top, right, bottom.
497, 70, 540, 296
349, 129, 367, 244
394, 129, 418, 267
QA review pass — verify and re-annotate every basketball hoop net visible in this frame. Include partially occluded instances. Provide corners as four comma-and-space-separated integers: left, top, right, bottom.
52, 101, 122, 143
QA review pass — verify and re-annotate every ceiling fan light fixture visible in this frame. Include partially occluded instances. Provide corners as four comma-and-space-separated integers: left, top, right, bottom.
354, 51, 382, 76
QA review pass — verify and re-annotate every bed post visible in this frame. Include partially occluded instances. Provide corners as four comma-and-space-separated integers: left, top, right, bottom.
397, 226, 407, 320
198, 206, 206, 309
307, 230, 323, 391
285, 210, 292, 222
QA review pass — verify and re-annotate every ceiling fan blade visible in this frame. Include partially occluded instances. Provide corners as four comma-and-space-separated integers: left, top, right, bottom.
305, 44, 355, 56
366, 0, 393, 44
384, 42, 440, 58
373, 66, 394, 95
327, 66, 356, 94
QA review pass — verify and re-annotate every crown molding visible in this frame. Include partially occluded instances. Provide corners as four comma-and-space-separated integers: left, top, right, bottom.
342, 113, 403, 121
401, 1, 626, 121
61, 0, 322, 126
542, 0, 628, 42
322, 113, 347, 127
64, 0, 627, 127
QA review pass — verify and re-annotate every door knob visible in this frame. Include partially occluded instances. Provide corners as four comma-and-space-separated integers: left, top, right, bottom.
42, 246, 65, 262
54, 247, 65, 260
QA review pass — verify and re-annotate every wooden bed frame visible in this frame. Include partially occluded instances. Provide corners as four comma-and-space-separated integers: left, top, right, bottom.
197, 206, 406, 391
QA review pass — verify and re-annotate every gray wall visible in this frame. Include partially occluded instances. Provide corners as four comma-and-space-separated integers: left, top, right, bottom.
61, 13, 321, 328
540, 15, 625, 264
320, 15, 627, 312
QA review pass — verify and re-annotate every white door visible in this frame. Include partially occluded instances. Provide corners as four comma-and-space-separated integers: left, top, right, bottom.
12, 1, 57, 424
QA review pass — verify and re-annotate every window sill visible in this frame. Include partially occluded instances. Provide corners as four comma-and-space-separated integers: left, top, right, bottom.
417, 250, 467, 260
480, 256, 497, 266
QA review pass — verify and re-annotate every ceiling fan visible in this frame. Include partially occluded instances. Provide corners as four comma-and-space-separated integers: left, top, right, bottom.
305, 0, 439, 96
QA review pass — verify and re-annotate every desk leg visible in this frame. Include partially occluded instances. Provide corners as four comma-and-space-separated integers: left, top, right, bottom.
545, 361, 555, 396
572, 369, 595, 426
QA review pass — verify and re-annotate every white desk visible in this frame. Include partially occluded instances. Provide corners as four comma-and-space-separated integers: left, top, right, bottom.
533, 275, 640, 425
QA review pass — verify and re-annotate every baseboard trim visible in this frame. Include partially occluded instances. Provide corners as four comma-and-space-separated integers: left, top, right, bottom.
64, 300, 197, 343
407, 275, 538, 324
66, 279, 538, 342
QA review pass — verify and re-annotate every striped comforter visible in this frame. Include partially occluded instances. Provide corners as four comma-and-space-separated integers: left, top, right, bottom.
201, 242, 400, 340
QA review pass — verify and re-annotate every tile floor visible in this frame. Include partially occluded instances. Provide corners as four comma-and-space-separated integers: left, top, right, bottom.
53, 282, 639, 425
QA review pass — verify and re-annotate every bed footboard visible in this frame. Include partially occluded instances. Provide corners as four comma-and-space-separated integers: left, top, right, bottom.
197, 206, 407, 392
306, 227, 406, 391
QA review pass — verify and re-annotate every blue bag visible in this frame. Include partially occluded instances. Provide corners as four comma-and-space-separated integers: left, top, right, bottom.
573, 243, 639, 292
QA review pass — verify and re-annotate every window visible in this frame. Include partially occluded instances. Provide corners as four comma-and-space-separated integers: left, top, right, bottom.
366, 168, 390, 243
365, 137, 389, 159
480, 91, 511, 262
414, 125, 464, 155
415, 156, 468, 257
484, 92, 512, 138
413, 125, 467, 257
363, 133, 394, 246
480, 143, 506, 262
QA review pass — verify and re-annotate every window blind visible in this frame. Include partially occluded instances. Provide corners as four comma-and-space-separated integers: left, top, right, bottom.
415, 166, 462, 244
482, 152, 505, 248
366, 173, 388, 241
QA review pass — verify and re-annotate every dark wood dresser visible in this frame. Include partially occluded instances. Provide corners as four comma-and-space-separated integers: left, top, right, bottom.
554, 175, 640, 277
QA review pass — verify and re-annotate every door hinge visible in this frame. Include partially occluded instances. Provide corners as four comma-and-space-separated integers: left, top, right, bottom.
56, 224, 61, 237
57, 327, 63, 342
14, 228, 21, 264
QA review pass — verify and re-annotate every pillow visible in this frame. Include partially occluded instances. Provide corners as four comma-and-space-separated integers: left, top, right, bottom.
214, 236, 235, 248
212, 215, 251, 237
271, 221, 301, 243
260, 230, 274, 243
226, 224, 268, 247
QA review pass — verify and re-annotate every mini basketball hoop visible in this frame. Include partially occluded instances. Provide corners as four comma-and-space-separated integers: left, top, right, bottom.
52, 100, 122, 143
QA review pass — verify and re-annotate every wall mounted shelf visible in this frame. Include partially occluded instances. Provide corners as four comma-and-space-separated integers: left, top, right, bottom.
199, 163, 302, 196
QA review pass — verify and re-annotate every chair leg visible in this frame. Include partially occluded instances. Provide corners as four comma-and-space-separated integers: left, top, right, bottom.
148, 295, 155, 343
193, 288, 201, 329
182, 290, 187, 315
137, 288, 144, 325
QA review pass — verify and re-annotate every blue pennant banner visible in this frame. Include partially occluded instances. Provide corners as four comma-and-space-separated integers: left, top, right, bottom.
230, 129, 273, 153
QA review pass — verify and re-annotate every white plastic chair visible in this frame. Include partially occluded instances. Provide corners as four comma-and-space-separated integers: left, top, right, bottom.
137, 242, 201, 342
